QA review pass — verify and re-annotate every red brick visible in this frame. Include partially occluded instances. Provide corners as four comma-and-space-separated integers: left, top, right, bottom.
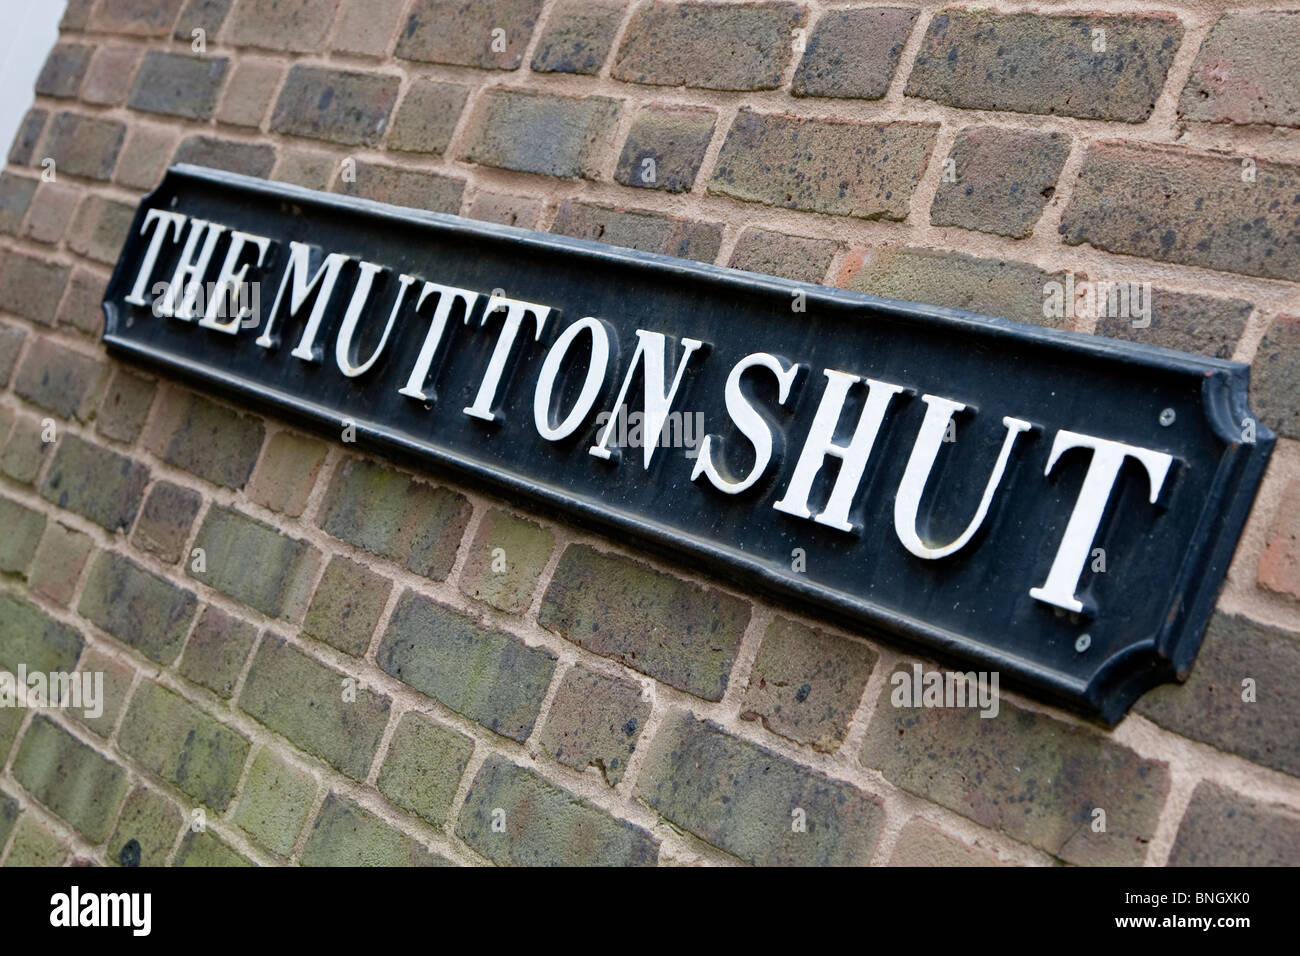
81, 45, 142, 106
1259, 479, 1300, 603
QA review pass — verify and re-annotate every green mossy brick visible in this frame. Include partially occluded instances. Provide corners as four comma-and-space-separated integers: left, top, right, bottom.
317, 457, 470, 580
234, 749, 317, 857
174, 828, 253, 867
239, 635, 390, 781
78, 551, 198, 665
144, 389, 264, 489
864, 668, 1170, 864
66, 648, 135, 739
40, 434, 150, 532
377, 591, 555, 742
0, 592, 85, 674
108, 786, 183, 867
0, 496, 46, 575
300, 555, 391, 657
4, 818, 68, 867
540, 544, 749, 702
3, 418, 52, 485
118, 682, 251, 812
458, 508, 554, 614
178, 606, 259, 699
741, 617, 877, 753
30, 521, 93, 607
376, 712, 473, 826
189, 507, 320, 619
301, 792, 449, 866
639, 710, 884, 865
0, 789, 18, 850
131, 481, 202, 564
458, 756, 658, 866
12, 715, 128, 843
538, 665, 649, 786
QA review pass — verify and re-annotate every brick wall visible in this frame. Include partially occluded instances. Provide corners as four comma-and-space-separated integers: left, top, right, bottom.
0, 0, 1298, 867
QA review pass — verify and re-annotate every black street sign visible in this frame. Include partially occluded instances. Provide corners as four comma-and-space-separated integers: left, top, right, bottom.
102, 165, 1274, 723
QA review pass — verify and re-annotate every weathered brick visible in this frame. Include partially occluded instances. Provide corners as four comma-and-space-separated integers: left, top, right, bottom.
907, 10, 1182, 122
9, 109, 47, 167
641, 710, 884, 865
1259, 479, 1300, 603
459, 756, 658, 865
245, 431, 327, 516
614, 2, 805, 91
174, 829, 252, 866
78, 551, 198, 664
1252, 314, 1300, 441
127, 51, 228, 120
538, 665, 650, 786
710, 110, 937, 220
224, 0, 343, 53
91, 0, 185, 36
1169, 782, 1300, 867
301, 555, 391, 656
36, 42, 93, 98
0, 250, 69, 325
0, 791, 16, 850
215, 58, 283, 128
96, 367, 156, 443
540, 544, 749, 701
234, 748, 316, 856
67, 194, 136, 265
43, 111, 126, 181
615, 106, 715, 194
741, 617, 876, 753
332, 0, 407, 57
317, 457, 470, 580
728, 227, 837, 283
1, 417, 52, 485
172, 134, 276, 178
1179, 13, 1300, 129
396, 0, 545, 69
119, 681, 250, 810
115, 125, 178, 190
56, 268, 108, 337
1138, 612, 1300, 779
0, 496, 46, 575
176, 0, 234, 39
240, 634, 390, 780
0, 592, 83, 760
178, 605, 259, 699
887, 819, 1006, 867
551, 200, 722, 263
863, 668, 1169, 864
335, 161, 465, 213
302, 792, 446, 866
1060, 142, 1300, 282
531, 0, 623, 75
0, 323, 23, 386
461, 88, 619, 180
842, 247, 1074, 329
273, 149, 337, 190
67, 648, 134, 740
131, 481, 202, 564
108, 786, 183, 867
145, 388, 264, 489
62, 0, 97, 30
377, 590, 556, 741
14, 338, 108, 422
466, 191, 542, 229
0, 173, 37, 234
190, 507, 320, 619
376, 712, 473, 826
4, 819, 68, 867
271, 65, 399, 147
12, 715, 128, 842
1094, 289, 1252, 360
793, 7, 917, 100
22, 183, 80, 244
81, 45, 142, 106
41, 434, 150, 532
29, 521, 94, 606
387, 79, 468, 156
458, 508, 554, 614
930, 127, 1070, 239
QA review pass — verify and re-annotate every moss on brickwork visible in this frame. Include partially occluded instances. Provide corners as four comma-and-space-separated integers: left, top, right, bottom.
234, 749, 317, 857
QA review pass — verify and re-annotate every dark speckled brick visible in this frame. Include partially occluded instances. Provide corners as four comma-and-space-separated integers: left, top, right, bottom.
793, 7, 918, 100
531, 0, 623, 75
1169, 782, 1300, 866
